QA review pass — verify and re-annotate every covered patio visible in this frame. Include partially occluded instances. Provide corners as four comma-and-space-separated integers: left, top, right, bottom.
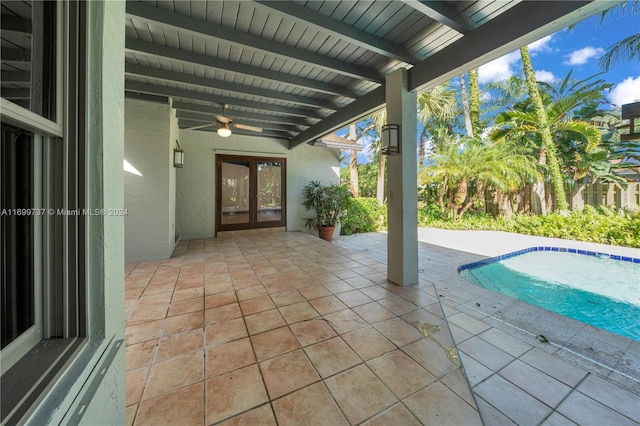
4, 0, 633, 423
123, 0, 616, 286
124, 231, 480, 425
121, 2, 636, 424
125, 231, 639, 425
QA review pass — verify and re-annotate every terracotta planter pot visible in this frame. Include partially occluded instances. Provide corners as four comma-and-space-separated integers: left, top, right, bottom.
317, 226, 335, 242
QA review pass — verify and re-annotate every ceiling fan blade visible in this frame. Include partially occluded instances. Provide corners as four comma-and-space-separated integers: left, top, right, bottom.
234, 123, 263, 133
184, 123, 215, 131
215, 115, 232, 124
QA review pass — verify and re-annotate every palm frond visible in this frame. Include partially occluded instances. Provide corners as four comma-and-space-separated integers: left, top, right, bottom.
600, 32, 640, 72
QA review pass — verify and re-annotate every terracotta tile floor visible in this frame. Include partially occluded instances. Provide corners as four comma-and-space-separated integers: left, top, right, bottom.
125, 232, 480, 425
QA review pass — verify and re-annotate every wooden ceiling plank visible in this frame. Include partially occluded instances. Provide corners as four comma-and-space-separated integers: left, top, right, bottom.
251, 0, 419, 64
125, 37, 358, 98
125, 80, 322, 119
126, 1, 381, 83
125, 62, 337, 110
171, 100, 312, 128
399, 1, 474, 34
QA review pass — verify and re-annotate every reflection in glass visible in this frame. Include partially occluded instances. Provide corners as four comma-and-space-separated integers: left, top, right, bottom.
1, 126, 34, 349
1, 1, 57, 120
257, 161, 282, 222
220, 161, 250, 225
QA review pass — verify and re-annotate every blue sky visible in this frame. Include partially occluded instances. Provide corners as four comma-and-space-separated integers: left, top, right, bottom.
476, 8, 639, 106
344, 5, 639, 164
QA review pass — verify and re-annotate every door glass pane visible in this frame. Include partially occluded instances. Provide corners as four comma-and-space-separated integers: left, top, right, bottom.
257, 161, 282, 223
1, 125, 34, 349
221, 160, 250, 225
1, 1, 57, 120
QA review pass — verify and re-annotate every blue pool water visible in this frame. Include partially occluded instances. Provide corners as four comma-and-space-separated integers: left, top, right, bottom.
459, 249, 640, 340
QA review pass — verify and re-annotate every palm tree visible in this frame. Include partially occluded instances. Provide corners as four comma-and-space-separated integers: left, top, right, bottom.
369, 109, 387, 205
517, 45, 568, 212
419, 140, 537, 220
468, 68, 481, 135
358, 83, 458, 205
600, 33, 640, 72
460, 73, 474, 137
348, 123, 359, 197
417, 82, 458, 157
491, 71, 610, 212
598, 1, 639, 72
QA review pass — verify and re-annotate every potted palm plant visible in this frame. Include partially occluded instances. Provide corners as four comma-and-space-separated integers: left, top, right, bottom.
302, 180, 351, 242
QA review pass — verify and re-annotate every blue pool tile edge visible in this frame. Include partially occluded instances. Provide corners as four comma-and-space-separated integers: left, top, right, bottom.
457, 246, 640, 273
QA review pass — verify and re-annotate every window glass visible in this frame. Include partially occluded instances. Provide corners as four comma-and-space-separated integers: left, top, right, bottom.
257, 161, 283, 222
1, 0, 56, 120
0, 125, 35, 349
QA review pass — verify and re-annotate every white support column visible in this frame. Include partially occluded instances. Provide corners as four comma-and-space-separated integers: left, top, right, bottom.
386, 68, 418, 286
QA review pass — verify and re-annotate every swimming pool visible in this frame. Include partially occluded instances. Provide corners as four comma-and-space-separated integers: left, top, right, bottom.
459, 248, 640, 340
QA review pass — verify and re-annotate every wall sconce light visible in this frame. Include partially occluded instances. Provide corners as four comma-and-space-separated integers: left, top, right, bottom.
217, 123, 232, 138
381, 124, 400, 155
173, 140, 184, 168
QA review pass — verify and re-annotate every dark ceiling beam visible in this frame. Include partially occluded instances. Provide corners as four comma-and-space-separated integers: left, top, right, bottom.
175, 110, 300, 134
172, 101, 311, 127
125, 91, 170, 104
125, 63, 337, 110
1, 14, 32, 34
408, 1, 615, 92
289, 87, 385, 149
126, 38, 357, 99
178, 119, 291, 140
289, 1, 612, 150
125, 80, 323, 120
1, 71, 30, 83
252, 0, 418, 64
399, 1, 474, 34
126, 1, 382, 84
2, 48, 30, 62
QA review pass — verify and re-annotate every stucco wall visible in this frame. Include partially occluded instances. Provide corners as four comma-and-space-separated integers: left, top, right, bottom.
124, 98, 176, 263
176, 129, 339, 239
288, 141, 342, 234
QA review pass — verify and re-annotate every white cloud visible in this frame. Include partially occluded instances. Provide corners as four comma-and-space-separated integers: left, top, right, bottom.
609, 76, 640, 105
563, 46, 605, 65
529, 35, 554, 54
535, 70, 556, 83
478, 51, 520, 84
478, 36, 554, 84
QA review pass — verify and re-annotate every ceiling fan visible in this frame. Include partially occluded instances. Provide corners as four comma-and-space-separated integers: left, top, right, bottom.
185, 104, 263, 137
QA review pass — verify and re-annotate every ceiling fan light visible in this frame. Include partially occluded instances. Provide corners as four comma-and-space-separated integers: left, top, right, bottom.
217, 124, 232, 138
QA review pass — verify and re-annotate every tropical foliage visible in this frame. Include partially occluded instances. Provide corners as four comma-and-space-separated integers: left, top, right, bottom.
417, 205, 640, 248
340, 163, 382, 199
491, 71, 639, 194
301, 181, 351, 229
337, 26, 638, 244
341, 198, 387, 235
418, 140, 538, 220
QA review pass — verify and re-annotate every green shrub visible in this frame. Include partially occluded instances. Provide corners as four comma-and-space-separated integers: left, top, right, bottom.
417, 204, 640, 248
341, 198, 387, 235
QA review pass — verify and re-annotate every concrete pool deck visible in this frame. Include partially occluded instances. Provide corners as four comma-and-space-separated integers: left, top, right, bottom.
417, 228, 640, 259
336, 229, 640, 425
